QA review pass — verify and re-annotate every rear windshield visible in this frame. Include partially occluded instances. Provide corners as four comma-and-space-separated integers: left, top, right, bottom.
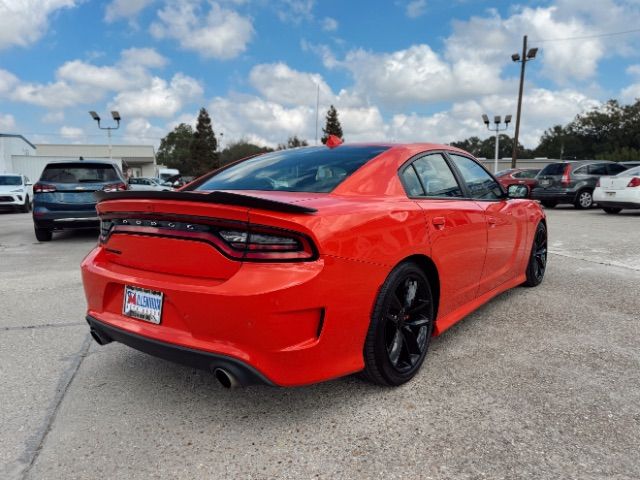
539, 163, 568, 176
619, 166, 640, 176
40, 163, 120, 183
0, 175, 21, 186
193, 145, 390, 193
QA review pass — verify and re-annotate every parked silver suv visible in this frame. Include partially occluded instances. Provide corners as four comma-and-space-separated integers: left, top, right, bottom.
531, 160, 628, 209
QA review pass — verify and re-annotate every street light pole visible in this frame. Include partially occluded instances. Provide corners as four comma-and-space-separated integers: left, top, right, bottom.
315, 83, 320, 146
89, 111, 121, 160
482, 114, 511, 173
511, 35, 538, 169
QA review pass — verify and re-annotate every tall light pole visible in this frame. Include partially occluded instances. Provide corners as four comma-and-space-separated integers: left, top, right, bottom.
483, 114, 512, 173
511, 35, 538, 168
89, 111, 121, 160
314, 82, 320, 146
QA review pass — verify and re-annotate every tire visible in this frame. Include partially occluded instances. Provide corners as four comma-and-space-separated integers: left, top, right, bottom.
34, 226, 53, 242
362, 262, 434, 386
20, 196, 31, 213
523, 222, 547, 287
574, 190, 593, 209
603, 207, 622, 214
541, 201, 557, 208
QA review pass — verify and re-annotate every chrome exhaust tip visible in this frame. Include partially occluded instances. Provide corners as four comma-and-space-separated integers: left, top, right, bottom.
214, 368, 239, 389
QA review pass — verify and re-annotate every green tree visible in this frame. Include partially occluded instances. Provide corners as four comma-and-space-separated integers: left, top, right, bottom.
451, 135, 532, 159
219, 140, 273, 166
277, 135, 309, 150
156, 123, 194, 174
321, 105, 344, 144
190, 107, 219, 175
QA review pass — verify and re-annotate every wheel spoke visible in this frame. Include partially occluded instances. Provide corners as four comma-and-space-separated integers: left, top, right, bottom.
405, 315, 430, 327
401, 326, 422, 356
387, 329, 403, 366
407, 299, 430, 315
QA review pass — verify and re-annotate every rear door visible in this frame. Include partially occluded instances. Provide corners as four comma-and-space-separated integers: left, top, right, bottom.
400, 153, 487, 318
447, 153, 528, 296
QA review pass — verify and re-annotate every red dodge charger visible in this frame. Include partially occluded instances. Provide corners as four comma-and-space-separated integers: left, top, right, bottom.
81, 143, 547, 387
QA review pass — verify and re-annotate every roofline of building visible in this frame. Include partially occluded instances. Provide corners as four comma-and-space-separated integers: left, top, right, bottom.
0, 134, 36, 150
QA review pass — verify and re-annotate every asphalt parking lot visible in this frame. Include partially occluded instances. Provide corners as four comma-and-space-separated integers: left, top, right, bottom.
1, 207, 639, 480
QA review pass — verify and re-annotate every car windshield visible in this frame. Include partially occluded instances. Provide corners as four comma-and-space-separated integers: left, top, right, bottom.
193, 145, 390, 193
0, 175, 22, 186
40, 163, 120, 183
618, 166, 640, 176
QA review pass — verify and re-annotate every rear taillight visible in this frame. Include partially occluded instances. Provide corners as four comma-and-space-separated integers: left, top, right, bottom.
100, 216, 317, 262
103, 182, 127, 192
33, 183, 56, 193
561, 164, 572, 186
218, 226, 316, 260
628, 177, 640, 188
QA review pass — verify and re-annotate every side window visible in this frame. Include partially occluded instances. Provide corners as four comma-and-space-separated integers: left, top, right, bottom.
607, 163, 626, 175
511, 171, 524, 178
587, 163, 608, 175
129, 178, 139, 185
412, 154, 463, 197
401, 166, 425, 196
449, 154, 502, 200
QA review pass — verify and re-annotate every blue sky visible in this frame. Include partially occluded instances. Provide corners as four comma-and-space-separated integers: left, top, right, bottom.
0, 0, 639, 149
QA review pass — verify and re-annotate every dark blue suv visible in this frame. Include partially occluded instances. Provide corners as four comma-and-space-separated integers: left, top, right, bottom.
32, 160, 127, 241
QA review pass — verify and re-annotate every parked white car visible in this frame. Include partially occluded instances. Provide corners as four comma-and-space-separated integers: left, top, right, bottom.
128, 177, 173, 191
594, 166, 640, 213
0, 174, 33, 212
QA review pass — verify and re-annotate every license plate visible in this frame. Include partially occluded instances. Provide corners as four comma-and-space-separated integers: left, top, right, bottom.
606, 192, 616, 197
123, 285, 163, 324
540, 179, 551, 186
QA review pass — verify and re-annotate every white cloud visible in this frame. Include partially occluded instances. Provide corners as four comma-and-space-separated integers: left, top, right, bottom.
0, 69, 19, 96
300, 40, 339, 69
0, 0, 77, 50
120, 47, 168, 68
59, 126, 85, 140
123, 117, 166, 143
249, 63, 334, 107
111, 73, 203, 118
342, 45, 509, 107
0, 113, 16, 131
321, 17, 338, 31
105, 0, 155, 22
150, 1, 254, 59
406, 0, 427, 19
12, 81, 103, 108
277, 0, 315, 23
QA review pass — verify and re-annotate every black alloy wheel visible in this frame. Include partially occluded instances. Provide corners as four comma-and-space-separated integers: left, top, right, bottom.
362, 262, 434, 386
523, 222, 547, 287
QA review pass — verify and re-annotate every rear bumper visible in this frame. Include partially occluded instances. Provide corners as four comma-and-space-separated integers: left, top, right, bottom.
33, 206, 99, 229
596, 201, 640, 209
86, 315, 274, 386
81, 246, 389, 386
530, 189, 576, 203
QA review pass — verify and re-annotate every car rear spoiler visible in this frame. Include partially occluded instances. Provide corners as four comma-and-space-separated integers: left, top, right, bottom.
94, 190, 317, 214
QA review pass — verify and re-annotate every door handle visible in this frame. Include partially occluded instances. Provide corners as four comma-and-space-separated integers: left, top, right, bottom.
487, 216, 497, 226
432, 216, 446, 229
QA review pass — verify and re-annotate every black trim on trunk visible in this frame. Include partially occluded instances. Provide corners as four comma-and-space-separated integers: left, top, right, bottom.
94, 190, 317, 214
86, 315, 275, 387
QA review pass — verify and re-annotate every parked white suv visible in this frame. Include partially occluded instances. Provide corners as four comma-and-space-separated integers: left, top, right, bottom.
0, 174, 33, 212
128, 177, 173, 191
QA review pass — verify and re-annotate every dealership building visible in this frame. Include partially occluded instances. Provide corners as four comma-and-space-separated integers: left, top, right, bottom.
0, 134, 157, 181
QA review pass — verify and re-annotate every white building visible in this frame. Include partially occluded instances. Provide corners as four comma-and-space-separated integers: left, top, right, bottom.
0, 134, 37, 175
0, 134, 157, 181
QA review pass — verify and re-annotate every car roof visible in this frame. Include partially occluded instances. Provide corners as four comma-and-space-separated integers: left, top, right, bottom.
44, 160, 119, 167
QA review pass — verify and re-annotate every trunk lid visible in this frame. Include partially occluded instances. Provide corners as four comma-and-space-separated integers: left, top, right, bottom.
599, 175, 630, 190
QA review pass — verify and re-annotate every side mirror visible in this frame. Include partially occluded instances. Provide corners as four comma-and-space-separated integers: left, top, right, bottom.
26, 182, 33, 186
507, 184, 529, 199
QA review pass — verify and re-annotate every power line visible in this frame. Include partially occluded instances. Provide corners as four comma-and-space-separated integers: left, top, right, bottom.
533, 28, 640, 44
